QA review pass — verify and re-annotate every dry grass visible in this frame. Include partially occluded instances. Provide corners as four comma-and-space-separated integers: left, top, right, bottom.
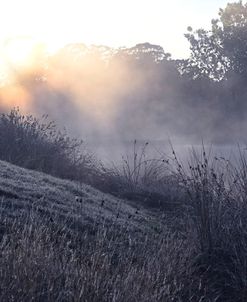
2, 144, 247, 301
0, 204, 194, 302
1, 109, 247, 300
98, 140, 182, 210
166, 145, 247, 301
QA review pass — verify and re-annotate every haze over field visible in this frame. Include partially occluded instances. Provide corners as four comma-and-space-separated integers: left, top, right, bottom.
0, 0, 247, 160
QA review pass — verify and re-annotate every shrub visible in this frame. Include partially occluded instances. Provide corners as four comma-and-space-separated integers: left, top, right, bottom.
169, 145, 247, 301
0, 108, 97, 182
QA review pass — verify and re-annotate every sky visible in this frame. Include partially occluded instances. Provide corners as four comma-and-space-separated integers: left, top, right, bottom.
0, 0, 232, 58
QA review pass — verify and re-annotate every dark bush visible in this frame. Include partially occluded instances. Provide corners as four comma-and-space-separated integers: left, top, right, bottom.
0, 108, 97, 182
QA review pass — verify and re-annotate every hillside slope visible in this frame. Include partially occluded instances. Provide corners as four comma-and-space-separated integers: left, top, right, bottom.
1, 159, 240, 301
0, 160, 164, 236
0, 160, 192, 302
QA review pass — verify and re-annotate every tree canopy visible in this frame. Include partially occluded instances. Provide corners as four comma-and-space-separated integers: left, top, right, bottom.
182, 1, 247, 81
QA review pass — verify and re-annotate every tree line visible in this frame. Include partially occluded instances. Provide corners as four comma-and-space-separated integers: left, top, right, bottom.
1, 1, 247, 143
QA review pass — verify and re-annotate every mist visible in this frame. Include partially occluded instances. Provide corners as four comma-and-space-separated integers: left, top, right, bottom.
1, 40, 247, 161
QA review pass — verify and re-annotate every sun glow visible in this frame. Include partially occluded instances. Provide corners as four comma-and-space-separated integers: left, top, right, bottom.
2, 37, 37, 66
0, 0, 228, 68
0, 0, 212, 62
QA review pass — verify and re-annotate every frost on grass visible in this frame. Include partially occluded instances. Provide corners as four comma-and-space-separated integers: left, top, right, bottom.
0, 160, 159, 233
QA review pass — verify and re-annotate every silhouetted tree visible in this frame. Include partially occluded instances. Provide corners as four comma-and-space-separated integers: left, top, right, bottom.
182, 2, 247, 81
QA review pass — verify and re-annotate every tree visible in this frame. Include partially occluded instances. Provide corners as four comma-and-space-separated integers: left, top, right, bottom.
114, 43, 171, 65
219, 1, 247, 77
181, 26, 228, 80
182, 1, 247, 81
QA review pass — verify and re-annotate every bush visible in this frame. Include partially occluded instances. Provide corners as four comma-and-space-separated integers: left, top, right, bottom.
169, 146, 247, 301
0, 108, 97, 182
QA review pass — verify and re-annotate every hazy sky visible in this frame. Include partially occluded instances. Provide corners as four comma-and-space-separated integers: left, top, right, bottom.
0, 0, 231, 58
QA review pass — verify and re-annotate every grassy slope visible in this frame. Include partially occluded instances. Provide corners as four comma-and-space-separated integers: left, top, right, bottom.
0, 160, 192, 302
2, 159, 241, 301
0, 160, 165, 237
